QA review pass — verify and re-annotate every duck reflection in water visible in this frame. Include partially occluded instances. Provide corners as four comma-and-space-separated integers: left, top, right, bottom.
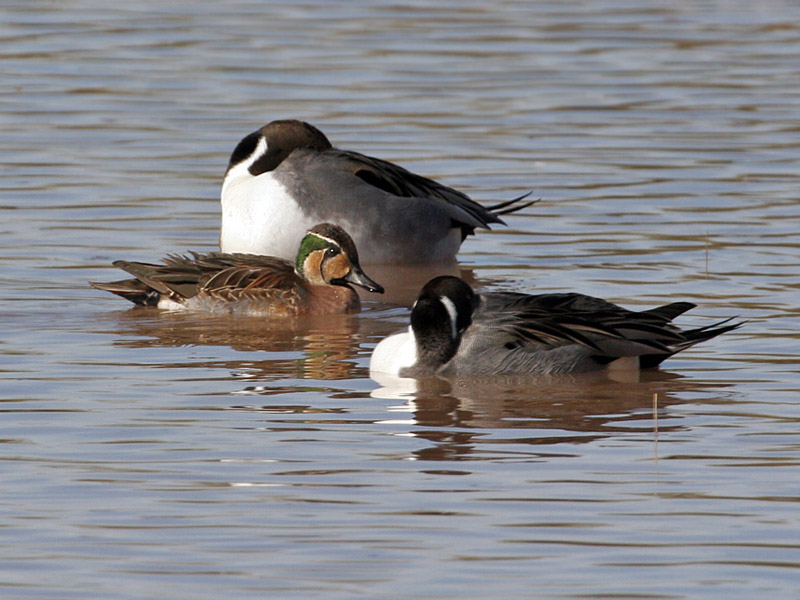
373, 370, 739, 461
94, 309, 393, 382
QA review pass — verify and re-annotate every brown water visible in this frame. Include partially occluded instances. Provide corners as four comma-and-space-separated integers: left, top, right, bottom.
2, 1, 799, 598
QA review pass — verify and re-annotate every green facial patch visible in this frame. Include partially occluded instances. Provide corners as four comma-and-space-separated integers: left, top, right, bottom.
295, 233, 334, 272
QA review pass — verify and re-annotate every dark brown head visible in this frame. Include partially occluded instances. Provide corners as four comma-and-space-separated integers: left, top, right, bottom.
226, 119, 333, 177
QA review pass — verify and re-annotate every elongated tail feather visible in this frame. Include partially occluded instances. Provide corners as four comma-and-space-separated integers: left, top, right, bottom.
486, 192, 538, 219
639, 319, 745, 368
89, 279, 160, 306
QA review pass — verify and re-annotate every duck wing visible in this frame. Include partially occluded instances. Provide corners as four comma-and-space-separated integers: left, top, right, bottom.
197, 254, 302, 299
325, 148, 535, 233
477, 292, 738, 363
93, 252, 301, 306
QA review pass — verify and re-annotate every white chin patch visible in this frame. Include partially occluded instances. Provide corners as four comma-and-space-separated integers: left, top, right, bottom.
438, 296, 458, 339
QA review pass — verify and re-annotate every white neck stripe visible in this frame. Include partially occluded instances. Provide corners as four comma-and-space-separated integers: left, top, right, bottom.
222, 135, 268, 192
439, 296, 458, 340
246, 136, 268, 169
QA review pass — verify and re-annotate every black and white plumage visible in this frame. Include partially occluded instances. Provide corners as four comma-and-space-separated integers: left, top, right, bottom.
370, 276, 743, 377
220, 120, 534, 264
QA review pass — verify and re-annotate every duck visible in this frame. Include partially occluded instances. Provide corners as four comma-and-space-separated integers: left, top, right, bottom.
370, 276, 743, 377
91, 223, 384, 316
219, 119, 534, 264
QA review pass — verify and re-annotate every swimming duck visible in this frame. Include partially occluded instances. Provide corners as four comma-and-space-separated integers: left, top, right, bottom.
91, 223, 383, 316
370, 276, 742, 376
220, 119, 534, 264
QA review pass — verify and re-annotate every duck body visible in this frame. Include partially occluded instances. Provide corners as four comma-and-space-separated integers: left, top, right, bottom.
220, 120, 533, 264
370, 276, 742, 377
92, 223, 383, 317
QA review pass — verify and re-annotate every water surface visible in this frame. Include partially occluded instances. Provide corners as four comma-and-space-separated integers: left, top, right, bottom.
1, 1, 799, 598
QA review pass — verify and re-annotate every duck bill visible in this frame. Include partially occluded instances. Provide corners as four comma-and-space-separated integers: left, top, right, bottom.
341, 266, 384, 294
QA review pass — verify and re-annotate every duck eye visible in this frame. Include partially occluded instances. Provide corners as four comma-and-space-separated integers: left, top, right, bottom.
325, 247, 338, 257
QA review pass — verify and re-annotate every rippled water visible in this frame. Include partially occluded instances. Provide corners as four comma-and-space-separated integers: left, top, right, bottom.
2, 1, 799, 598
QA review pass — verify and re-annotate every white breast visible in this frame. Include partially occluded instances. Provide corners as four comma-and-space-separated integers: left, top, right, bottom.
369, 327, 418, 377
220, 168, 311, 259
